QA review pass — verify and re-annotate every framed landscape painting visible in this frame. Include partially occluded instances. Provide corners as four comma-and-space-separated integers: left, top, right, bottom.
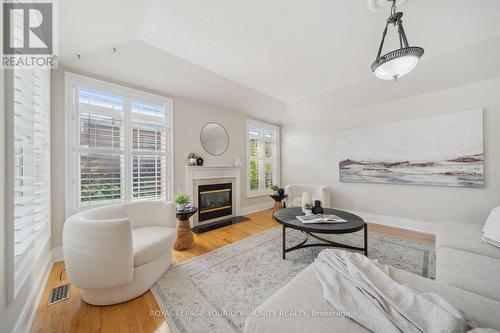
338, 109, 484, 188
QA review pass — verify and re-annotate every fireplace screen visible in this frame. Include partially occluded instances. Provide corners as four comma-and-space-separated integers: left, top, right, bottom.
198, 183, 232, 222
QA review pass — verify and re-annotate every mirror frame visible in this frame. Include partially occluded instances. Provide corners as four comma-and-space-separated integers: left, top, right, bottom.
200, 122, 229, 156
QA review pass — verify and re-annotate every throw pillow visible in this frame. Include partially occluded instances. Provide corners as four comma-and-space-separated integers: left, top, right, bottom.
481, 235, 500, 249
482, 206, 500, 246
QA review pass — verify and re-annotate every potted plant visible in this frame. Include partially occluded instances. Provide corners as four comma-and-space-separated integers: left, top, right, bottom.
174, 192, 191, 211
303, 202, 313, 216
271, 185, 285, 196
187, 153, 197, 166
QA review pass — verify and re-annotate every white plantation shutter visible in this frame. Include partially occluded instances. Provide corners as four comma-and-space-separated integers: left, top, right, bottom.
246, 120, 280, 196
78, 88, 125, 206
8, 67, 51, 299
131, 104, 169, 200
68, 75, 173, 212
33, 69, 51, 240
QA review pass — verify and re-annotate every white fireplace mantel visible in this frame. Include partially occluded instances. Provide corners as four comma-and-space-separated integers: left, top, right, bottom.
185, 166, 241, 217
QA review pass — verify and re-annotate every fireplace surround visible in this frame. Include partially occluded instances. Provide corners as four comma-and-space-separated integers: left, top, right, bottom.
186, 166, 241, 227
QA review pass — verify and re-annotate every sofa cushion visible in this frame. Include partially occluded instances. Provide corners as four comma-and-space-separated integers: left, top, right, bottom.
436, 247, 500, 302
244, 264, 371, 333
132, 227, 176, 266
483, 207, 500, 245
391, 268, 500, 329
482, 235, 500, 249
437, 221, 500, 260
244, 264, 500, 332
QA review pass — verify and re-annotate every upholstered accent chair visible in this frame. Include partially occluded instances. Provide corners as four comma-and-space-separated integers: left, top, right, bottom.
284, 184, 331, 208
63, 200, 177, 305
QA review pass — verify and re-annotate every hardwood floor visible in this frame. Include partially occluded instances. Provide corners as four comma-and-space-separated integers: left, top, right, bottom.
31, 209, 434, 333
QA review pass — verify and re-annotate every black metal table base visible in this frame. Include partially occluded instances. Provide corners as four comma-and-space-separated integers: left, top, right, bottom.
282, 223, 368, 259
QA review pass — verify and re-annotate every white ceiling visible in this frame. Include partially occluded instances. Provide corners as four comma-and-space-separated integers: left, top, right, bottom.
59, 0, 500, 121
60, 40, 286, 123
140, 0, 500, 102
287, 35, 500, 117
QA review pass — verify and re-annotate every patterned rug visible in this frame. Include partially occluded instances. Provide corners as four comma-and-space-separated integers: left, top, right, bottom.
151, 227, 435, 333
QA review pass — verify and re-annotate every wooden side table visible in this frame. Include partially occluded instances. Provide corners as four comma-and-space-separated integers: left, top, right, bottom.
173, 207, 198, 251
269, 194, 287, 212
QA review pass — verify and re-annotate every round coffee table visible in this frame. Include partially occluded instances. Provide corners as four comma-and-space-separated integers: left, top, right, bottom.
274, 207, 367, 259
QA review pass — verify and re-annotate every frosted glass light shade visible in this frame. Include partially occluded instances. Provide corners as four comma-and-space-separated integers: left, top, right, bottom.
374, 54, 419, 80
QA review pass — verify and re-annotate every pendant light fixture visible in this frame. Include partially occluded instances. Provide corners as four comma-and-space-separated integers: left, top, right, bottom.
371, 0, 424, 81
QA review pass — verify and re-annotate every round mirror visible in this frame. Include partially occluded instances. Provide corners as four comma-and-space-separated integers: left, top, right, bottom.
200, 122, 229, 156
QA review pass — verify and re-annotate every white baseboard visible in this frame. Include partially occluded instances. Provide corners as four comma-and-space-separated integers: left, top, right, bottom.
52, 246, 64, 262
14, 246, 65, 333
339, 208, 436, 234
240, 203, 435, 234
241, 202, 274, 215
13, 249, 54, 333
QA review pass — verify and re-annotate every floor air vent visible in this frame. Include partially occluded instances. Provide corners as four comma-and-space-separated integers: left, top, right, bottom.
48, 283, 71, 305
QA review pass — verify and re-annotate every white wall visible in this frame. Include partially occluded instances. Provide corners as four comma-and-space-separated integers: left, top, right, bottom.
172, 97, 273, 210
50, 68, 275, 248
282, 76, 500, 224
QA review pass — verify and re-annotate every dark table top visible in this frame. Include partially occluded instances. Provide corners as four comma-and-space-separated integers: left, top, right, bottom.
176, 207, 198, 220
273, 207, 365, 234
269, 194, 288, 201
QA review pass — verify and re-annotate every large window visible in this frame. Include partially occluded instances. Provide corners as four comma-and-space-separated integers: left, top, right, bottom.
246, 119, 280, 197
66, 74, 173, 214
6, 67, 51, 300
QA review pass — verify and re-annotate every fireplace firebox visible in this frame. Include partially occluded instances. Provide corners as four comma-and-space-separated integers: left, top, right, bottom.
198, 183, 232, 222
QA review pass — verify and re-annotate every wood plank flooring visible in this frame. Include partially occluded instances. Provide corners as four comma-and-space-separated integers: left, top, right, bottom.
31, 209, 434, 333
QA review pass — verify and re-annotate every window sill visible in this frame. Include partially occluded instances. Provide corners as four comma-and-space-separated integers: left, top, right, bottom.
246, 191, 273, 198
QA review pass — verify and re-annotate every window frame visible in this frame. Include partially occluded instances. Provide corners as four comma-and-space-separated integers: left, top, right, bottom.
64, 73, 174, 216
246, 118, 280, 198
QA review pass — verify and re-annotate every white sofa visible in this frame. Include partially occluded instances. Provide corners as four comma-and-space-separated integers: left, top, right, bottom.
436, 221, 500, 301
245, 219, 500, 332
63, 200, 177, 305
284, 184, 331, 208
244, 264, 500, 332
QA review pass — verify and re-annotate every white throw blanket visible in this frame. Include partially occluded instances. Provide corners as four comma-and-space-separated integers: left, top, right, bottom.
313, 249, 470, 333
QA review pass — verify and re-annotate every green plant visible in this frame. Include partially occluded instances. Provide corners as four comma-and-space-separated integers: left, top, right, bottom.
271, 185, 280, 192
173, 192, 191, 205
303, 202, 313, 210
188, 152, 197, 159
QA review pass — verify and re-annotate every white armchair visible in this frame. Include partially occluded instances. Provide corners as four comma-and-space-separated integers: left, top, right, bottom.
284, 184, 331, 208
63, 200, 177, 305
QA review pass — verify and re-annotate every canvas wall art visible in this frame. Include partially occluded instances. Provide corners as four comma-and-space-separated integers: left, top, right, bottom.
338, 110, 484, 188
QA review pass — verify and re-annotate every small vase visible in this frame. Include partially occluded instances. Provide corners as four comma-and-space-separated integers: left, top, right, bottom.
305, 209, 313, 216
301, 192, 312, 213
196, 156, 204, 166
277, 188, 285, 196
234, 157, 242, 167
312, 200, 324, 215
188, 158, 197, 166
176, 203, 186, 211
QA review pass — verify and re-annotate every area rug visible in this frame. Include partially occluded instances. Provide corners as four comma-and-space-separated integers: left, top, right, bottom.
151, 227, 435, 333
